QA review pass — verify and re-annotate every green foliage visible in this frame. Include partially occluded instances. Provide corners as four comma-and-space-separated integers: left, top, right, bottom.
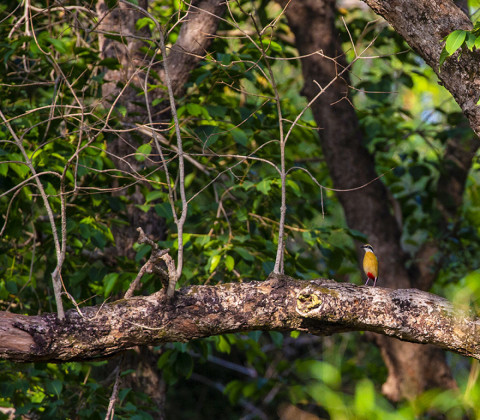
439, 21, 480, 103
1, 0, 480, 418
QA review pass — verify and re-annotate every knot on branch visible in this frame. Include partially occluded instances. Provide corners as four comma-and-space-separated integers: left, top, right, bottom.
297, 293, 323, 314
295, 281, 342, 318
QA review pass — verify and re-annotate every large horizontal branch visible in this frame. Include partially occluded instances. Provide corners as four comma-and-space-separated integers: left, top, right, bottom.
361, 0, 480, 137
1, 275, 479, 363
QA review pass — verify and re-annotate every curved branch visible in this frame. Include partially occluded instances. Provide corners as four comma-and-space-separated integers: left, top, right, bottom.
1, 275, 479, 363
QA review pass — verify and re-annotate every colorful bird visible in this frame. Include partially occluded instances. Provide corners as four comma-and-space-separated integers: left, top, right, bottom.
361, 244, 378, 287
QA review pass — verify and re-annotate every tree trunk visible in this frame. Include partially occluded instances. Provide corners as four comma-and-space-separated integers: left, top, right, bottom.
279, 0, 457, 401
361, 0, 480, 137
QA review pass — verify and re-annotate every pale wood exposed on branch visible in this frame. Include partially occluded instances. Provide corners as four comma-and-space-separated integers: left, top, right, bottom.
1, 275, 479, 363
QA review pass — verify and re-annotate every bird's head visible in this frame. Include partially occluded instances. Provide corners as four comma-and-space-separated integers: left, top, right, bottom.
361, 244, 374, 253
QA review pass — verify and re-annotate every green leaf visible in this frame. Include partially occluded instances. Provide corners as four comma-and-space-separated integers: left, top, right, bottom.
0, 280, 8, 300
0, 163, 8, 176
241, 180, 255, 190
136, 204, 151, 213
438, 47, 450, 69
409, 163, 430, 181
99, 57, 121, 70
261, 39, 283, 53
242, 382, 257, 398
135, 244, 152, 262
474, 20, 480, 36
232, 128, 248, 146
145, 189, 164, 203
155, 202, 174, 220
445, 30, 467, 55
45, 379, 63, 397
91, 231, 107, 249
103, 273, 119, 296
466, 32, 477, 50
354, 379, 375, 416
157, 350, 175, 370
184, 172, 195, 188
224, 380, 243, 404
287, 179, 302, 197
136, 17, 154, 31
10, 161, 29, 177
235, 247, 254, 262
262, 261, 275, 274
48, 37, 68, 54
135, 143, 152, 162
256, 179, 273, 194
269, 331, 283, 347
219, 53, 231, 65
217, 335, 231, 354
225, 255, 235, 271
210, 254, 221, 272
194, 235, 211, 246
116, 104, 127, 117
186, 103, 203, 117
348, 228, 367, 242
195, 125, 220, 147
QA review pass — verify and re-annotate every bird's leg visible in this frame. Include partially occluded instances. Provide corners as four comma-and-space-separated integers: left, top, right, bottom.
373, 278, 377, 287
365, 278, 370, 286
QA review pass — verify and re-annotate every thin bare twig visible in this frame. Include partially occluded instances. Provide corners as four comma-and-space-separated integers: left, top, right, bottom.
237, 2, 286, 274
120, 0, 188, 295
0, 108, 65, 320
105, 356, 123, 420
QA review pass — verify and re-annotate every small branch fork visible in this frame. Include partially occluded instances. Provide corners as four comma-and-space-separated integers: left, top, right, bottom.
124, 227, 177, 299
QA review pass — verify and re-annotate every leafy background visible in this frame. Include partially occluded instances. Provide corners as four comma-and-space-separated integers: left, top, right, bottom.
1, 0, 480, 418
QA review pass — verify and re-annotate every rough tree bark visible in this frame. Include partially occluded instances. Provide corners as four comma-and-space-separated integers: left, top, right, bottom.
361, 0, 480, 137
159, 0, 227, 97
280, 0, 460, 400
1, 276, 479, 363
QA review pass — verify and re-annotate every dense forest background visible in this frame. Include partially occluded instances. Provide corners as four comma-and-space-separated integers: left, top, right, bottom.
1, 0, 480, 418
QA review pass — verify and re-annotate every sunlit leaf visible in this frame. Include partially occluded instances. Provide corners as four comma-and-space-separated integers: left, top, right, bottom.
209, 254, 221, 272
225, 255, 235, 271
445, 30, 467, 55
